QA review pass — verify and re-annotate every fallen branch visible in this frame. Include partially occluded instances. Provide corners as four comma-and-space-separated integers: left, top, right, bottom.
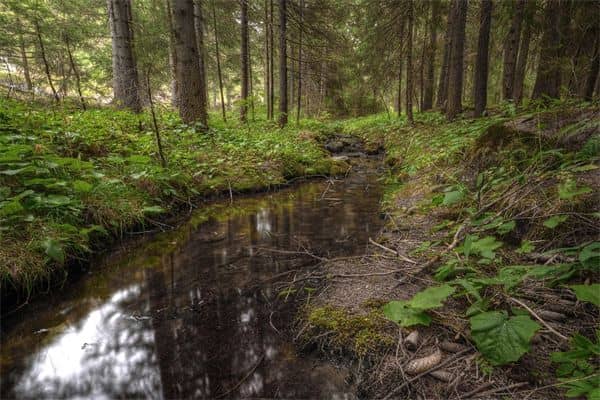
508, 297, 568, 341
369, 237, 417, 264
217, 354, 265, 398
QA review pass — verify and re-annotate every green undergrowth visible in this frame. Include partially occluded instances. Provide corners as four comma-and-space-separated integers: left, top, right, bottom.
0, 99, 342, 295
372, 102, 599, 398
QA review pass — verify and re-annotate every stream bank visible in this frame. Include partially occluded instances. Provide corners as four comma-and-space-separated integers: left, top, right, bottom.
293, 105, 600, 399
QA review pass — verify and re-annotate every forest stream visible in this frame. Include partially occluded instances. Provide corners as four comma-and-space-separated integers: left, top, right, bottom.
0, 156, 384, 399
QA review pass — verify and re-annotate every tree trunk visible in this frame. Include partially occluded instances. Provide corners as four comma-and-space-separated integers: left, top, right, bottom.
406, 0, 414, 124
502, 0, 525, 100
513, 5, 533, 105
171, 0, 207, 125
446, 0, 467, 120
422, 0, 438, 111
278, 0, 288, 127
16, 18, 32, 92
194, 0, 208, 117
65, 35, 87, 110
107, 0, 140, 111
34, 18, 60, 103
165, 0, 179, 107
212, 0, 226, 121
240, 0, 249, 122
532, 0, 561, 100
436, 1, 455, 110
583, 35, 600, 100
264, 0, 270, 118
396, 16, 406, 116
474, 0, 492, 117
296, 0, 304, 124
269, 0, 275, 120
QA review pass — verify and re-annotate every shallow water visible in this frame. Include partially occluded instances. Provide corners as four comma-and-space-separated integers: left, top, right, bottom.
0, 159, 384, 399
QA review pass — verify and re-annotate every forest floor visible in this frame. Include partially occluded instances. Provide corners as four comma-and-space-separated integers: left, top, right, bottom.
0, 98, 348, 299
293, 103, 600, 399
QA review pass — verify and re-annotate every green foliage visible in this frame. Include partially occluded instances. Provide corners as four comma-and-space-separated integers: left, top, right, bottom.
551, 332, 600, 399
470, 311, 540, 365
383, 284, 455, 327
544, 215, 569, 229
569, 284, 600, 307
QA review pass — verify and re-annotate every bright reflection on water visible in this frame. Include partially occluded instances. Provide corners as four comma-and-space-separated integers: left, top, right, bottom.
1, 160, 384, 399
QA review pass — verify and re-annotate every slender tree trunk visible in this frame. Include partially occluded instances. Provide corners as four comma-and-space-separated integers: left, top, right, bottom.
532, 0, 561, 100
65, 35, 86, 110
437, 1, 455, 110
584, 35, 600, 100
396, 16, 406, 116
264, 0, 270, 118
269, 0, 275, 120
165, 0, 179, 107
278, 0, 288, 127
249, 45, 255, 121
240, 0, 249, 122
474, 0, 492, 117
422, 0, 438, 111
513, 9, 532, 105
34, 18, 59, 103
107, 0, 140, 111
446, 0, 467, 120
212, 0, 226, 121
16, 18, 32, 92
502, 0, 524, 100
419, 26, 425, 112
194, 0, 208, 118
406, 0, 414, 124
296, 0, 303, 124
171, 0, 207, 125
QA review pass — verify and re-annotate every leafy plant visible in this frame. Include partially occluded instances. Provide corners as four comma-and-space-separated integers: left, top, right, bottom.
551, 332, 600, 399
383, 284, 455, 327
470, 311, 540, 365
569, 284, 600, 307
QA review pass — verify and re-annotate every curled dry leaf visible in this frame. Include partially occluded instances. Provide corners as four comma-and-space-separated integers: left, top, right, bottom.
440, 340, 467, 353
429, 369, 453, 382
405, 348, 443, 375
404, 330, 420, 351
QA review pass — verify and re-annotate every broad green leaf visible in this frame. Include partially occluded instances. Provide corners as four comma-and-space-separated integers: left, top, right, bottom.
45, 195, 72, 206
579, 243, 600, 270
470, 311, 540, 365
569, 284, 600, 307
409, 284, 455, 310
497, 220, 516, 235
382, 301, 432, 327
516, 240, 535, 254
42, 238, 65, 264
0, 200, 24, 217
558, 179, 592, 200
73, 180, 93, 193
443, 190, 464, 206
471, 236, 503, 259
544, 215, 568, 229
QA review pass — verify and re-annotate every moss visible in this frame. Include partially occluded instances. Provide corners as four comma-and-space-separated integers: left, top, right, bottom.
307, 305, 394, 357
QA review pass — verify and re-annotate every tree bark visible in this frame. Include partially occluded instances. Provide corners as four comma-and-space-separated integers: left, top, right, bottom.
264, 0, 270, 118
34, 18, 60, 103
269, 0, 275, 120
396, 16, 406, 116
16, 18, 32, 92
278, 0, 288, 127
240, 0, 249, 122
422, 0, 438, 111
171, 0, 207, 125
107, 0, 141, 111
165, 0, 179, 107
296, 0, 304, 124
502, 0, 525, 100
436, 1, 455, 110
583, 35, 600, 100
212, 0, 226, 121
194, 0, 208, 117
406, 0, 414, 124
474, 0, 492, 117
446, 0, 467, 120
513, 4, 533, 105
532, 0, 561, 100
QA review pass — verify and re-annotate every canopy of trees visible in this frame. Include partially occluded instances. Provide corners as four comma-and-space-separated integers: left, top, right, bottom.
1, 0, 599, 124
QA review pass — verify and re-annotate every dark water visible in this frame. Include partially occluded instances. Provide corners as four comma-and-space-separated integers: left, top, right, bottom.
0, 159, 384, 399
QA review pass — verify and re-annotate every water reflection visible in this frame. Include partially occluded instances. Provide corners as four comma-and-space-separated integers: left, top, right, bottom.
1, 160, 383, 399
